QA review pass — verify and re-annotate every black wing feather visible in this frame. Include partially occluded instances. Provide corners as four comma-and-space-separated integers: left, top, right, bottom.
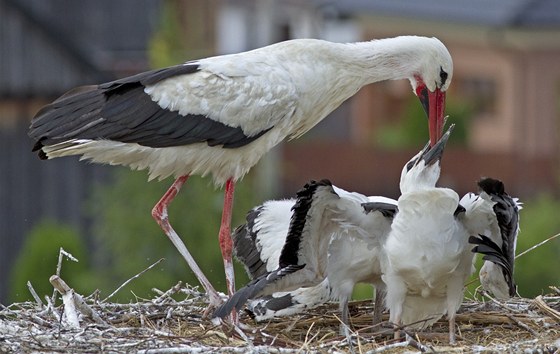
478, 178, 519, 264
469, 235, 516, 297
232, 206, 269, 279
476, 177, 520, 297
213, 264, 304, 318
216, 179, 335, 318
29, 63, 272, 156
361, 202, 398, 218
278, 179, 333, 268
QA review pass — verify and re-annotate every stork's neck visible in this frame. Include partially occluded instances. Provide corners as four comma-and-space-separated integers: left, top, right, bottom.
333, 36, 426, 85
399, 164, 441, 195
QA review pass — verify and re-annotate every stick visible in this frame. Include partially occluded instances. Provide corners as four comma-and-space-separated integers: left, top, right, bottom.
102, 258, 165, 303
366, 340, 411, 353
481, 290, 522, 313
27, 281, 43, 307
405, 333, 432, 353
153, 280, 183, 304
51, 247, 79, 305
50, 275, 80, 328
505, 313, 537, 335
50, 275, 108, 326
533, 295, 560, 322
516, 232, 560, 259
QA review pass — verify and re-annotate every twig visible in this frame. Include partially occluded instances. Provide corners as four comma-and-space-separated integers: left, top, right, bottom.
28, 314, 53, 328
153, 281, 183, 304
26, 281, 44, 307
505, 313, 537, 336
366, 339, 412, 353
300, 321, 316, 352
551, 286, 560, 296
516, 232, 560, 259
480, 290, 522, 313
533, 295, 560, 322
281, 317, 300, 334
102, 258, 165, 303
405, 333, 433, 353
51, 247, 79, 305
44, 293, 61, 320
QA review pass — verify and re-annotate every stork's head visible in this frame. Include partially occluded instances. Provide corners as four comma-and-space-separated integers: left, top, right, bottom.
408, 37, 453, 147
400, 124, 454, 194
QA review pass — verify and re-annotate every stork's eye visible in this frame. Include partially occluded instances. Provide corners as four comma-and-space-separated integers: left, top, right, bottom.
439, 67, 448, 86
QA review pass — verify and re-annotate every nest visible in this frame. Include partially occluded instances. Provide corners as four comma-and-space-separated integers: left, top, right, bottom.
1, 278, 559, 353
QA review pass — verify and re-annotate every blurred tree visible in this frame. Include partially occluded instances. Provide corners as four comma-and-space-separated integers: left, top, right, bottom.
9, 221, 94, 302
89, 168, 258, 301
375, 96, 471, 149
514, 195, 560, 297
148, 0, 187, 67
149, 0, 216, 68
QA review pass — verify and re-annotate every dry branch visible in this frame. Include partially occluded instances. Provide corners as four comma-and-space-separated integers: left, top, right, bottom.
533, 295, 560, 322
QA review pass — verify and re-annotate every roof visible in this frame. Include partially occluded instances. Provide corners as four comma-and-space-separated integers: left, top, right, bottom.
317, 0, 560, 28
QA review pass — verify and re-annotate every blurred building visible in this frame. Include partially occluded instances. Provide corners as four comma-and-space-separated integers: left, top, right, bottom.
0, 0, 164, 302
217, 0, 560, 198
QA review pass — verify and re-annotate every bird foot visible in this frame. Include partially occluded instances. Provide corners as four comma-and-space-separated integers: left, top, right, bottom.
340, 325, 355, 353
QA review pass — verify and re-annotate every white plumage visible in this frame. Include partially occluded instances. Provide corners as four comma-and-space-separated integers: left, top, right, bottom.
214, 180, 396, 336
216, 125, 520, 344
382, 125, 475, 344
29, 36, 453, 314
382, 125, 521, 344
33, 37, 452, 185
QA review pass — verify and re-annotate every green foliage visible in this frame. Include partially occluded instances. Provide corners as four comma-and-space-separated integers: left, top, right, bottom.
148, 1, 187, 68
9, 221, 92, 302
375, 97, 471, 148
514, 195, 560, 297
89, 168, 258, 301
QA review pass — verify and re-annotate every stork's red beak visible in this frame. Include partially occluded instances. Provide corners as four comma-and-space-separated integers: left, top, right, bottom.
416, 84, 446, 147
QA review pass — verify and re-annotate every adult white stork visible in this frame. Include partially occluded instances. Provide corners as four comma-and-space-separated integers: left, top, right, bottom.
382, 124, 521, 344
28, 36, 452, 312
213, 179, 397, 338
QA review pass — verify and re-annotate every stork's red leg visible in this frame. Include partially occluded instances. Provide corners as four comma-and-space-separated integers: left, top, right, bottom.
152, 175, 222, 314
219, 178, 237, 323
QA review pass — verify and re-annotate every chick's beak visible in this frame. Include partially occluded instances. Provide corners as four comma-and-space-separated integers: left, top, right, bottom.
416, 84, 446, 147
420, 123, 454, 166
